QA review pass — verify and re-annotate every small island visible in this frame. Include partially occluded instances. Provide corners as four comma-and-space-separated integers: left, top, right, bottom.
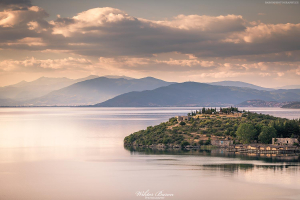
124, 107, 300, 153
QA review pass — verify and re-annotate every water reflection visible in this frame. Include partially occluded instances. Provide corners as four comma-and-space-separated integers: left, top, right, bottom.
126, 147, 300, 163
202, 163, 254, 172
201, 163, 300, 172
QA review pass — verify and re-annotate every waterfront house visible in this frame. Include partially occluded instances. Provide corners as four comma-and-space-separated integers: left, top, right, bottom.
259, 146, 266, 151
272, 138, 299, 145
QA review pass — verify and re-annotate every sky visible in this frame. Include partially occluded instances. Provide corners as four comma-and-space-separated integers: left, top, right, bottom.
0, 0, 299, 87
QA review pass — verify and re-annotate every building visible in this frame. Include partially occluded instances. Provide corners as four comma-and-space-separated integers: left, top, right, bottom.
272, 138, 299, 145
176, 116, 191, 122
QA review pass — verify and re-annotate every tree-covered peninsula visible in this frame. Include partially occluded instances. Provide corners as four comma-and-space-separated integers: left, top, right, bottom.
124, 108, 300, 148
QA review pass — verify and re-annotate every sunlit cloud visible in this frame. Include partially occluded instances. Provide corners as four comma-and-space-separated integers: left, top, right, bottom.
5, 37, 46, 46
147, 14, 246, 32
0, 6, 48, 27
0, 57, 92, 72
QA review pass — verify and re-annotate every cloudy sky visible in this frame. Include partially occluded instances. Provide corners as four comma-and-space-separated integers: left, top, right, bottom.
0, 0, 299, 87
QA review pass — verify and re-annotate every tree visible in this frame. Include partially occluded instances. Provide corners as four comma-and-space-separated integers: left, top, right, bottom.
169, 117, 177, 124
258, 126, 277, 144
236, 123, 257, 144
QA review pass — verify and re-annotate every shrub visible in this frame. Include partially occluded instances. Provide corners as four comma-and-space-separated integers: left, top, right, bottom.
181, 141, 190, 148
169, 117, 177, 124
179, 121, 186, 126
205, 138, 211, 145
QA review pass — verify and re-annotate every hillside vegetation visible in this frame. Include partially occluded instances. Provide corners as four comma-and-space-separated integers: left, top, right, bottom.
124, 108, 300, 148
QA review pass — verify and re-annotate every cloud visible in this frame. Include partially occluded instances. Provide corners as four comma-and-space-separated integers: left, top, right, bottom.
51, 7, 135, 37
0, 57, 92, 72
0, 4, 299, 87
0, 1, 50, 50
0, 0, 32, 10
91, 52, 300, 80
3, 37, 46, 46
45, 9, 249, 57
156, 58, 214, 67
0, 6, 48, 27
0, 6, 299, 61
96, 53, 218, 70
148, 14, 246, 32
226, 23, 300, 44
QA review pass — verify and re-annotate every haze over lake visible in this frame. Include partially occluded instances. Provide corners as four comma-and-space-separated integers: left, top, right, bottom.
0, 107, 300, 200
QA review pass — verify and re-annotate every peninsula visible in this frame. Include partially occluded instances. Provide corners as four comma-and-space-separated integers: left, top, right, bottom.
124, 107, 300, 150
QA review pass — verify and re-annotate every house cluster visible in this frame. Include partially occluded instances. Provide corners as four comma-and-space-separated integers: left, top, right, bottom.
229, 139, 299, 154
272, 138, 299, 145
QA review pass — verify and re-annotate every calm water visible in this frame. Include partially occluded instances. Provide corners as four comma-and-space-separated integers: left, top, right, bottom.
0, 107, 300, 200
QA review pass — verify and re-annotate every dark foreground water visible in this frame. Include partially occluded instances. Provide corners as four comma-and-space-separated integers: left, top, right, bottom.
0, 107, 299, 200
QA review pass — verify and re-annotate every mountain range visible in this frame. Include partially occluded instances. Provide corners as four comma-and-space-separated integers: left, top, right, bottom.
0, 75, 98, 102
94, 82, 300, 107
208, 81, 274, 91
23, 77, 173, 106
0, 77, 300, 107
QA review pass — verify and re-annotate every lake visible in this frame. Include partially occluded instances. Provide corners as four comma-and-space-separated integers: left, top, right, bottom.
0, 107, 299, 200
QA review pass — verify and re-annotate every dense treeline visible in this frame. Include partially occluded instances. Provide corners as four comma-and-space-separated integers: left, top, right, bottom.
188, 107, 240, 116
243, 112, 300, 138
124, 110, 300, 148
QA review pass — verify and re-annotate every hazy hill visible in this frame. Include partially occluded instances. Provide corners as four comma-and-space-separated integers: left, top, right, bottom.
0, 75, 99, 101
94, 82, 300, 107
281, 102, 300, 108
24, 77, 173, 106
276, 85, 300, 89
236, 99, 289, 107
103, 75, 133, 80
208, 81, 274, 91
0, 98, 20, 107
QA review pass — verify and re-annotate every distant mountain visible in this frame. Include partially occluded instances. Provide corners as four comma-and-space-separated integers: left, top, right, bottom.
281, 102, 300, 108
236, 99, 290, 107
0, 75, 98, 101
276, 85, 300, 89
24, 77, 173, 106
102, 75, 133, 80
94, 82, 300, 107
0, 98, 20, 107
208, 81, 274, 91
